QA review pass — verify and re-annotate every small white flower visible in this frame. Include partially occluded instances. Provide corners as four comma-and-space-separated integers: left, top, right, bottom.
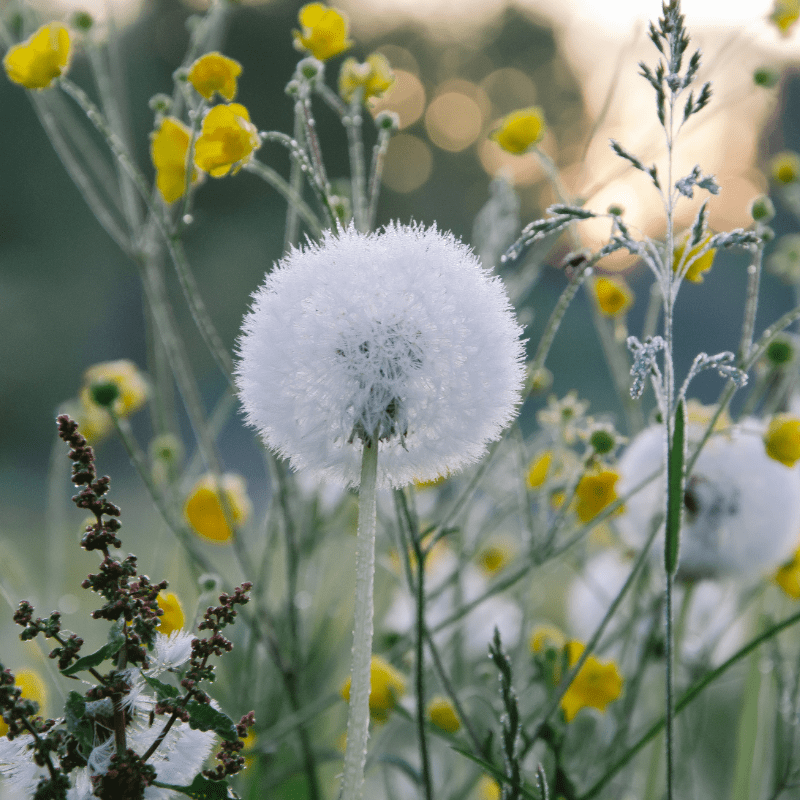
148, 630, 195, 675
617, 420, 800, 579
236, 223, 526, 487
0, 734, 43, 800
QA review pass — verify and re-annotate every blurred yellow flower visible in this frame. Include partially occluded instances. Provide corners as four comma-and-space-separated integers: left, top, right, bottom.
184, 473, 252, 543
293, 3, 351, 61
526, 450, 553, 489
477, 538, 515, 575
575, 469, 620, 523
592, 276, 633, 316
771, 0, 800, 34
81, 360, 148, 418
529, 623, 566, 654
3, 23, 70, 90
341, 654, 406, 722
339, 53, 394, 103
490, 107, 545, 155
151, 117, 200, 204
194, 103, 260, 177
560, 641, 623, 722
476, 775, 501, 800
156, 592, 185, 635
427, 695, 461, 733
241, 728, 258, 770
188, 52, 242, 102
775, 548, 800, 598
0, 668, 48, 736
764, 414, 800, 467
770, 151, 800, 184
673, 233, 715, 283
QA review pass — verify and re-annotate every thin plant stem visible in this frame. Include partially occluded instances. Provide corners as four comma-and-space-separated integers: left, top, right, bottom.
578, 605, 800, 800
344, 92, 368, 231
367, 126, 392, 230
396, 489, 434, 800
341, 437, 380, 800
738, 238, 764, 363
284, 107, 306, 251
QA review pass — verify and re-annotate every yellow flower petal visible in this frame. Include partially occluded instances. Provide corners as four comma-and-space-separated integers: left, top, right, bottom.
560, 641, 623, 722
81, 359, 149, 418
477, 775, 501, 800
575, 469, 620, 523
526, 450, 553, 489
764, 414, 800, 467
593, 276, 633, 316
293, 3, 351, 61
194, 103, 260, 177
151, 117, 201, 204
775, 549, 800, 598
427, 695, 461, 733
3, 23, 71, 90
184, 473, 252, 543
339, 53, 394, 103
529, 624, 566, 654
188, 52, 242, 102
341, 654, 406, 722
490, 107, 546, 155
157, 592, 185, 636
0, 669, 48, 736
770, 151, 800, 184
673, 233, 716, 283
771, 0, 800, 34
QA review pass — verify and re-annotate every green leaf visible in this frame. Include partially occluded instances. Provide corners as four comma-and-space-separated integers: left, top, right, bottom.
65, 691, 94, 756
152, 775, 235, 799
665, 399, 686, 575
61, 639, 124, 677
186, 702, 238, 742
143, 674, 182, 701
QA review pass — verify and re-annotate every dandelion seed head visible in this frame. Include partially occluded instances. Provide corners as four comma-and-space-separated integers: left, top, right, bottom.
236, 223, 525, 487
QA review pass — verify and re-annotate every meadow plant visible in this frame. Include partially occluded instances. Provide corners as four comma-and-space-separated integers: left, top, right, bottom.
5, 1, 800, 799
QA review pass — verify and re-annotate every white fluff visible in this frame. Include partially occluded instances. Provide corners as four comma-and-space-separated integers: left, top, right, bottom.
616, 420, 800, 579
235, 223, 526, 487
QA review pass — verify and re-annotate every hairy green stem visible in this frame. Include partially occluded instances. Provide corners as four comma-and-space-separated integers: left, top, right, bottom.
341, 439, 379, 800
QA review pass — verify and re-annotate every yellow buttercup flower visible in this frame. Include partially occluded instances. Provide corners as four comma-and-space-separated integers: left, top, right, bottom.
188, 52, 242, 102
339, 53, 394, 103
151, 117, 201, 204
194, 103, 260, 177
0, 669, 48, 736
593, 276, 633, 316
427, 695, 461, 733
575, 469, 620, 523
775, 548, 800, 598
771, 0, 800, 34
80, 359, 148, 418
764, 414, 800, 467
241, 728, 258, 770
3, 23, 71, 90
673, 233, 716, 283
156, 592, 185, 635
477, 538, 515, 575
526, 450, 553, 489
341, 654, 406, 722
490, 107, 546, 155
184, 473, 252, 543
770, 151, 800, 184
560, 641, 623, 722
529, 623, 566, 654
293, 3, 351, 61
476, 775, 501, 800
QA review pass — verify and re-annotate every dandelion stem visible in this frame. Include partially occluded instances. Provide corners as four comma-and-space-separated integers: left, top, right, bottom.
341, 437, 379, 800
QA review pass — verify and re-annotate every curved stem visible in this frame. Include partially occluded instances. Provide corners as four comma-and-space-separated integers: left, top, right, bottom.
341, 439, 379, 800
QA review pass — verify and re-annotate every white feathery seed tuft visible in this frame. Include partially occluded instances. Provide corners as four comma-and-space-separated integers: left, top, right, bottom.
235, 223, 526, 487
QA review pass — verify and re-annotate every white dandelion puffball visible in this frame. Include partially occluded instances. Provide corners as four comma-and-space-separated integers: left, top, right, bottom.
616, 420, 800, 580
236, 223, 526, 487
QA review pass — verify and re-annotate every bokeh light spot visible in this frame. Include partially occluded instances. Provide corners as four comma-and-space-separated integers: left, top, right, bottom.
425, 92, 484, 152
382, 133, 433, 192
369, 69, 426, 130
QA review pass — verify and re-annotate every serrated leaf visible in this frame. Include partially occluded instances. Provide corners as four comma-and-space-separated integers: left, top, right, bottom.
186, 702, 238, 742
143, 675, 182, 701
665, 399, 685, 576
61, 637, 124, 677
152, 775, 234, 799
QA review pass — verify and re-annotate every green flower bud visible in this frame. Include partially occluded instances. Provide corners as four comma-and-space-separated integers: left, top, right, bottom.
590, 429, 616, 455
72, 11, 94, 31
750, 195, 776, 222
754, 67, 780, 88
607, 204, 624, 216
766, 337, 795, 366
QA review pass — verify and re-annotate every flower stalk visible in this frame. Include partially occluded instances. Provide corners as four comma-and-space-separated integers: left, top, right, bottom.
341, 436, 379, 800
